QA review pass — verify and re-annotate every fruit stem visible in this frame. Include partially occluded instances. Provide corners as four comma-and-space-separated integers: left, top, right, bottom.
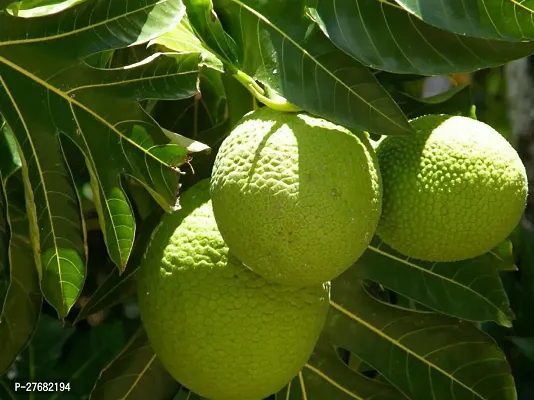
232, 70, 302, 113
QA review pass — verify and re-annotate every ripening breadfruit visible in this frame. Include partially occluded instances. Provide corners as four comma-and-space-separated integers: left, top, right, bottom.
136, 179, 330, 400
376, 114, 528, 262
210, 107, 382, 287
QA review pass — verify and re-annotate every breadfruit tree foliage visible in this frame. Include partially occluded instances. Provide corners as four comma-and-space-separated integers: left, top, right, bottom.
0, 0, 533, 399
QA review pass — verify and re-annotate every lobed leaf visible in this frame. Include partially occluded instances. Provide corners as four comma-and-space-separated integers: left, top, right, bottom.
0, 127, 41, 375
352, 237, 515, 327
0, 0, 202, 317
149, 14, 225, 71
310, 0, 534, 75
201, 0, 413, 135
49, 321, 125, 399
327, 267, 516, 400
396, 0, 534, 42
90, 327, 180, 399
0, 170, 42, 375
277, 346, 406, 399
74, 209, 163, 324
13, 314, 76, 381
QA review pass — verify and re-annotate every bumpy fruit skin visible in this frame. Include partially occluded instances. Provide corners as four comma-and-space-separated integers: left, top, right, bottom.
210, 107, 382, 287
376, 114, 528, 262
137, 180, 330, 400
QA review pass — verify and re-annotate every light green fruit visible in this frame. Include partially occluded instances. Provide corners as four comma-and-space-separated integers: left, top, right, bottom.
137, 180, 330, 400
210, 107, 382, 287
376, 114, 528, 262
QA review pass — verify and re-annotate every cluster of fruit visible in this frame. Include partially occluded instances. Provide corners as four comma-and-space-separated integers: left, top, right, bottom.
136, 107, 527, 400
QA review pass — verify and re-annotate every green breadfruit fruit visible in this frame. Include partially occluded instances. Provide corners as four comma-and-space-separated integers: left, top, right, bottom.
137, 179, 330, 400
376, 114, 528, 262
210, 107, 383, 287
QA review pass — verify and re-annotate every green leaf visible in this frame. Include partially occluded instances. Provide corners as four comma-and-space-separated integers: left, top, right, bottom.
0, 120, 21, 178
207, 0, 413, 135
396, 0, 534, 42
351, 237, 514, 327
277, 346, 406, 399
327, 269, 516, 400
0, 0, 200, 317
0, 0, 185, 58
13, 313, 76, 381
173, 388, 204, 399
0, 170, 42, 375
149, 14, 224, 71
6, 0, 85, 17
0, 181, 7, 307
509, 337, 534, 362
74, 209, 163, 324
0, 379, 16, 400
153, 66, 228, 140
48, 321, 125, 400
184, 0, 239, 66
310, 0, 534, 75
90, 327, 180, 399
393, 84, 474, 119
0, 0, 13, 11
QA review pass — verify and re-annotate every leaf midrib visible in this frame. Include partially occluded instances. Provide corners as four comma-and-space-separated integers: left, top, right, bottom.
0, 0, 169, 48
0, 74, 66, 313
230, 0, 412, 134
369, 244, 509, 319
0, 55, 176, 169
329, 300, 487, 400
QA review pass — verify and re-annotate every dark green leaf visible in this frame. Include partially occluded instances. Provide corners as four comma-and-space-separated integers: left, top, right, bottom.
0, 170, 42, 375
394, 84, 474, 119
152, 66, 228, 137
0, 0, 201, 316
327, 269, 516, 400
311, 0, 534, 75
48, 321, 125, 400
352, 237, 514, 326
396, 0, 534, 42
13, 314, 76, 381
74, 209, 163, 324
184, 0, 239, 66
0, 379, 16, 400
90, 327, 180, 399
277, 347, 406, 399
173, 387, 204, 399
211, 0, 413, 135
0, 175, 7, 306
509, 337, 534, 362
0, 121, 20, 178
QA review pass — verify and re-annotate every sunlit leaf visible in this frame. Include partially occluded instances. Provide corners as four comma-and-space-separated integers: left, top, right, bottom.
201, 0, 413, 136
0, 0, 200, 316
6, 0, 85, 17
149, 14, 224, 72
310, 0, 534, 75
326, 267, 516, 400
396, 0, 534, 42
352, 237, 514, 326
